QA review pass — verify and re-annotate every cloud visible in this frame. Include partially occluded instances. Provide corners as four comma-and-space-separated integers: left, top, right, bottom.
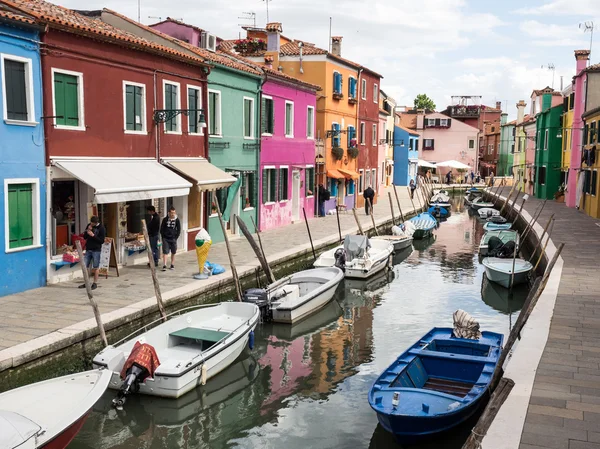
514, 0, 600, 16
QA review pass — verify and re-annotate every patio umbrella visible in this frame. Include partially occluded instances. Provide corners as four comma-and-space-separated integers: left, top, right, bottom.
435, 160, 471, 169
417, 159, 436, 168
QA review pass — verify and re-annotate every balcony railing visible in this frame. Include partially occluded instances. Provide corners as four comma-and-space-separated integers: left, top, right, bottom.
449, 105, 481, 118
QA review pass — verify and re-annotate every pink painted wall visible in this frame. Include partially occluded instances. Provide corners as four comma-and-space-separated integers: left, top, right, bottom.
260, 79, 317, 231
151, 21, 201, 46
524, 122, 537, 195
377, 116, 387, 195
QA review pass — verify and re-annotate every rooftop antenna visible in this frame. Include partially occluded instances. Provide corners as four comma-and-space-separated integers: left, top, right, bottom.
262, 0, 272, 24
148, 16, 182, 23
541, 63, 555, 89
329, 17, 332, 52
580, 21, 595, 64
238, 11, 256, 28
137, 0, 140, 22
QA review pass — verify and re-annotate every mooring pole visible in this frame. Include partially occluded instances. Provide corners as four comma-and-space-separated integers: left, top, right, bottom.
212, 192, 242, 302
335, 205, 342, 242
352, 208, 365, 235
141, 219, 167, 321
237, 216, 275, 284
367, 198, 379, 236
302, 207, 316, 260
388, 192, 396, 226
393, 185, 405, 222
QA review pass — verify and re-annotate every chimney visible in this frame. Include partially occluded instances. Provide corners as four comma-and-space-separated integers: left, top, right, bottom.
516, 100, 526, 125
264, 55, 274, 69
501, 112, 508, 126
495, 101, 502, 111
331, 36, 342, 57
575, 49, 590, 74
265, 22, 282, 52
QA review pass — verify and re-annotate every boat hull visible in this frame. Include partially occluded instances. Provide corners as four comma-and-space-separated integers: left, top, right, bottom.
345, 251, 391, 279
272, 282, 339, 324
372, 236, 413, 251
413, 228, 433, 240
483, 266, 530, 288
41, 413, 89, 449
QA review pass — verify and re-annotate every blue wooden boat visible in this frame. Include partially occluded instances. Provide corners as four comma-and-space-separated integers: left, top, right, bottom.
427, 205, 449, 219
408, 213, 437, 240
368, 328, 503, 443
483, 222, 513, 231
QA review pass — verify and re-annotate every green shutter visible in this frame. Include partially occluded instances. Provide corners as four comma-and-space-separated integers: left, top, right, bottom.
134, 86, 143, 131
261, 98, 267, 134
54, 74, 65, 126
8, 184, 33, 249
188, 88, 198, 133
5, 60, 28, 121
268, 99, 274, 134
271, 170, 277, 202
125, 85, 135, 130
244, 99, 252, 137
262, 169, 268, 204
165, 84, 178, 131
54, 73, 79, 126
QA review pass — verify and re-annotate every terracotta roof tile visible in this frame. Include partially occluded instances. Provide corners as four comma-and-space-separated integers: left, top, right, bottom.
0, 9, 35, 25
575, 49, 591, 56
532, 86, 562, 96
2, 0, 208, 66
265, 22, 282, 32
584, 62, 600, 73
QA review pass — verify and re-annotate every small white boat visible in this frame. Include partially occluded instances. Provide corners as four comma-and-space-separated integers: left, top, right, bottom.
0, 369, 111, 449
470, 197, 495, 210
314, 235, 393, 279
431, 192, 450, 204
479, 230, 518, 256
372, 235, 413, 251
93, 302, 259, 402
482, 257, 533, 288
243, 267, 343, 324
478, 207, 500, 219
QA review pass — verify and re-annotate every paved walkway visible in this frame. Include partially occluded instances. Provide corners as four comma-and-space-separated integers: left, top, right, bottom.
2, 185, 460, 372
492, 187, 600, 449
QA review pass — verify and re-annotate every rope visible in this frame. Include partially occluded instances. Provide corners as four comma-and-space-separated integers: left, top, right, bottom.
470, 428, 485, 448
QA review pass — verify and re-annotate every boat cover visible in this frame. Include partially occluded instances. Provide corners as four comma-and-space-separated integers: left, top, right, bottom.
0, 410, 40, 449
344, 235, 370, 262
452, 309, 482, 340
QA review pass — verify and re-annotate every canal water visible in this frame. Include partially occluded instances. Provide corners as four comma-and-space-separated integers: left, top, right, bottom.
69, 195, 529, 449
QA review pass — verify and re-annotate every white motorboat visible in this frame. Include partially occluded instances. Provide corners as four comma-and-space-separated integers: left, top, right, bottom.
478, 207, 500, 219
0, 369, 111, 449
242, 267, 344, 324
430, 192, 450, 204
482, 257, 533, 288
92, 302, 259, 402
470, 197, 495, 210
314, 235, 393, 279
371, 234, 413, 251
478, 230, 518, 256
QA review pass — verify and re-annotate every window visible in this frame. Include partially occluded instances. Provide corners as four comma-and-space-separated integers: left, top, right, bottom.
591, 122, 597, 144
372, 123, 377, 146
243, 97, 254, 139
593, 170, 598, 196
333, 71, 342, 94
511, 143, 515, 153
468, 139, 475, 149
347, 179, 355, 195
361, 78, 367, 100
285, 101, 294, 137
491, 126, 495, 132
408, 139, 413, 151
263, 168, 277, 203
488, 144, 494, 155
261, 96, 274, 135
423, 139, 435, 150
348, 77, 357, 99
544, 129, 549, 150
331, 122, 341, 147
329, 177, 338, 197
123, 82, 146, 133
208, 90, 222, 136
347, 125, 356, 147
538, 166, 547, 185
373, 83, 378, 103
5, 179, 40, 252
569, 92, 575, 110
241, 172, 256, 208
427, 118, 436, 127
2, 55, 35, 124
440, 118, 448, 127
415, 139, 419, 152
305, 167, 315, 196
163, 81, 181, 133
279, 167, 289, 201
359, 169, 364, 192
307, 106, 314, 138
563, 130, 569, 151
537, 131, 541, 150
372, 169, 377, 190
52, 69, 84, 129
187, 85, 202, 134
360, 122, 366, 145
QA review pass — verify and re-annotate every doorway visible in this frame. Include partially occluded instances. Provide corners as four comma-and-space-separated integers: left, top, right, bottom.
292, 170, 301, 222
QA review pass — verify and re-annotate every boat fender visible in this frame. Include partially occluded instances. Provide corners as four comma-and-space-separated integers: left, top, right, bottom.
201, 364, 207, 385
422, 403, 430, 413
392, 392, 400, 409
447, 401, 460, 411
248, 330, 255, 350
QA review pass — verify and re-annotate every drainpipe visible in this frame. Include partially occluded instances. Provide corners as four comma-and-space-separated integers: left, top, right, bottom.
154, 70, 159, 161
356, 67, 363, 204
202, 67, 211, 230
257, 71, 267, 231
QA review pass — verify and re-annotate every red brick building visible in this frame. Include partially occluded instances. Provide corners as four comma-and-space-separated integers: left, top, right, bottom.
480, 121, 501, 177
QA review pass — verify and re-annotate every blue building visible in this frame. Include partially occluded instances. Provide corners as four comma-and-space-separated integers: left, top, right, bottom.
393, 125, 420, 186
0, 12, 47, 296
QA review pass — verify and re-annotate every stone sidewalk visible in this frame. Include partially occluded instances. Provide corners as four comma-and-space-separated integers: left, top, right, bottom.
1, 185, 457, 371
493, 187, 600, 449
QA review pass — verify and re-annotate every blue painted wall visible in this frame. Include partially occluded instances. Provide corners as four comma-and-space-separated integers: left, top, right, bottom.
408, 135, 419, 183
393, 126, 409, 186
0, 21, 47, 296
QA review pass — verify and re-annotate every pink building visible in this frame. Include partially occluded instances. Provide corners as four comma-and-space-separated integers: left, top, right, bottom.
259, 74, 319, 231
523, 118, 537, 195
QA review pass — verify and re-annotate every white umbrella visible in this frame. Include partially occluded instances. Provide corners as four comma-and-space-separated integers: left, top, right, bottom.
435, 160, 471, 169
418, 159, 436, 168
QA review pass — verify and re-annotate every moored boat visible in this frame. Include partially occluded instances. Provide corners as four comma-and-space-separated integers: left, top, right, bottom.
477, 207, 500, 219
427, 205, 449, 219
482, 257, 533, 288
372, 234, 414, 251
470, 198, 495, 210
408, 212, 437, 240
92, 302, 260, 403
368, 327, 503, 442
478, 230, 518, 256
0, 369, 111, 449
242, 267, 344, 324
483, 222, 513, 231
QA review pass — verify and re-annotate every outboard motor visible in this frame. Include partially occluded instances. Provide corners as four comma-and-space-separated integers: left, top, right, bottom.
497, 240, 516, 258
487, 236, 504, 257
334, 248, 346, 272
113, 363, 148, 410
487, 210, 493, 218
243, 288, 272, 321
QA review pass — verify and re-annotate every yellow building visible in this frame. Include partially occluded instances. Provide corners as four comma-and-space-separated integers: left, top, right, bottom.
561, 84, 574, 188
381, 91, 396, 187
581, 109, 600, 217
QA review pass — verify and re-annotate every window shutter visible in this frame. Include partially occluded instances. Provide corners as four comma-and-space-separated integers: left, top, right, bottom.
435, 118, 441, 127
125, 85, 135, 130
262, 169, 268, 204
334, 73, 341, 93
447, 118, 451, 128
8, 184, 33, 249
5, 60, 27, 121
274, 170, 280, 202
54, 74, 66, 126
135, 86, 143, 131
64, 75, 79, 127
261, 98, 268, 134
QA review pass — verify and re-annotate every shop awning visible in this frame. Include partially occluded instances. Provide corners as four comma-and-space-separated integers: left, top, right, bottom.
418, 159, 437, 168
52, 158, 192, 204
327, 169, 345, 179
162, 158, 236, 191
338, 168, 360, 180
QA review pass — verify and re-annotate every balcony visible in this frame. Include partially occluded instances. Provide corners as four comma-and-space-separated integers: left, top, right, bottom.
333, 91, 344, 100
449, 105, 481, 118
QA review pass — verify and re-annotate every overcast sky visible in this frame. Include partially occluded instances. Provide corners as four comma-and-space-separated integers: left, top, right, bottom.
56, 0, 600, 119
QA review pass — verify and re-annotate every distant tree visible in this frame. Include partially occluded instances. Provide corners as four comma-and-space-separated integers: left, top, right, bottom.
414, 94, 436, 111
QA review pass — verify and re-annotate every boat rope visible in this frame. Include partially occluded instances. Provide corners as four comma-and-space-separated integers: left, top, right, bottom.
470, 428, 485, 448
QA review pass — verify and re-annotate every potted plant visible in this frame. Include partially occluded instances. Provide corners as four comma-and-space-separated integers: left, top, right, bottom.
245, 197, 251, 208
348, 146, 359, 159
331, 146, 344, 161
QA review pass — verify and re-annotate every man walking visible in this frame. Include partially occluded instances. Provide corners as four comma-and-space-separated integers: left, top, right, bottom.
146, 205, 160, 267
160, 206, 181, 271
363, 184, 375, 215
409, 179, 416, 199
318, 183, 328, 217
79, 215, 105, 290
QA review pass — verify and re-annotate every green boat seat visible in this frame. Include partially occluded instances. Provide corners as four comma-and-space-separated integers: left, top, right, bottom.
169, 327, 229, 343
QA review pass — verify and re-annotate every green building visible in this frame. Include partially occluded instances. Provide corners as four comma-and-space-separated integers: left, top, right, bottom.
498, 113, 515, 177
534, 97, 563, 199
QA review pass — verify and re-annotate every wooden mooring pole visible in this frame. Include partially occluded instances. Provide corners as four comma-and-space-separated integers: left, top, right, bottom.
236, 216, 276, 284
335, 205, 343, 242
528, 214, 555, 263
141, 219, 167, 321
407, 186, 418, 213
393, 186, 405, 222
521, 200, 547, 242
367, 198, 379, 236
249, 216, 272, 282
388, 192, 396, 226
212, 192, 242, 302
75, 239, 108, 346
352, 208, 365, 235
499, 188, 514, 215
534, 218, 555, 271
302, 207, 317, 261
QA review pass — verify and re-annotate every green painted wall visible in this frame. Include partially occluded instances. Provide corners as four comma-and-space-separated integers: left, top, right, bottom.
498, 119, 514, 177
206, 65, 261, 243
535, 102, 563, 200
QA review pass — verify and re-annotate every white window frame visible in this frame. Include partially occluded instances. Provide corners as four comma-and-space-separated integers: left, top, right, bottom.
360, 122, 366, 145
349, 76, 356, 99
373, 83, 378, 103
361, 78, 367, 100
4, 178, 41, 253
264, 165, 277, 205
1, 54, 36, 126
208, 88, 222, 137
187, 84, 203, 136
305, 164, 315, 198
163, 80, 181, 134
544, 129, 549, 150
372, 123, 377, 146
285, 100, 294, 138
51, 67, 85, 131
359, 169, 364, 192
372, 168, 377, 189
243, 96, 255, 139
306, 105, 315, 139
279, 165, 289, 203
440, 118, 448, 127
261, 95, 273, 136
122, 80, 147, 135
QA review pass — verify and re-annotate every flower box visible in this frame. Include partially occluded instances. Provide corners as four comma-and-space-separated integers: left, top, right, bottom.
331, 146, 344, 160
348, 97, 357, 105
348, 146, 359, 159
333, 92, 344, 100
